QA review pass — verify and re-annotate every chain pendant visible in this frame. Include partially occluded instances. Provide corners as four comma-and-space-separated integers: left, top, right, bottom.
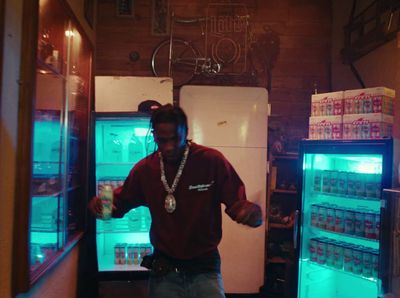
164, 194, 176, 213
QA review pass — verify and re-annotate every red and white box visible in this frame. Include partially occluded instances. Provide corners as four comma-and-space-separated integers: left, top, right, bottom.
342, 113, 394, 140
311, 91, 344, 116
309, 115, 342, 140
343, 87, 395, 115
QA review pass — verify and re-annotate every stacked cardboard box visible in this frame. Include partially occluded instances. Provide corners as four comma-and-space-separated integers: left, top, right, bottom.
309, 91, 344, 140
308, 87, 395, 140
342, 87, 394, 140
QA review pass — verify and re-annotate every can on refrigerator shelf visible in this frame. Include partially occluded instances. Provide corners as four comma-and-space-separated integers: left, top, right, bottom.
127, 245, 134, 265
365, 174, 376, 198
309, 238, 318, 262
311, 204, 319, 227
347, 173, 357, 196
353, 247, 363, 275
372, 249, 379, 278
375, 212, 380, 240
364, 211, 376, 239
354, 211, 365, 237
338, 171, 348, 195
314, 170, 322, 192
318, 204, 327, 229
333, 242, 344, 269
334, 208, 345, 233
330, 171, 339, 193
133, 246, 140, 265
343, 244, 354, 272
362, 248, 373, 278
326, 240, 336, 267
316, 238, 327, 265
326, 206, 336, 231
322, 170, 331, 193
354, 173, 365, 198
344, 209, 355, 235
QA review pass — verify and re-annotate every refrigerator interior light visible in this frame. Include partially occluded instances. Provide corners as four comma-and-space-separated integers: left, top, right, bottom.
133, 127, 151, 137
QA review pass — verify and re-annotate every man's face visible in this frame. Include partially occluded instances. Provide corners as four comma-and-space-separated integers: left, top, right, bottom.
153, 122, 186, 162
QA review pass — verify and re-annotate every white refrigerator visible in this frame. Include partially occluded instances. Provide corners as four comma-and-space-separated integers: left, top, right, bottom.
180, 85, 268, 294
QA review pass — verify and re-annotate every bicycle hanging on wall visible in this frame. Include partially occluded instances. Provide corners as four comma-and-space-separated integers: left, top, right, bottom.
151, 2, 250, 87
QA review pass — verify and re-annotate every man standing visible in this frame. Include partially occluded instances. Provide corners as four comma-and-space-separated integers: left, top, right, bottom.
89, 104, 262, 297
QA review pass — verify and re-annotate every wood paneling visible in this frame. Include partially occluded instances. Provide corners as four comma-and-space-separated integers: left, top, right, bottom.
96, 0, 332, 151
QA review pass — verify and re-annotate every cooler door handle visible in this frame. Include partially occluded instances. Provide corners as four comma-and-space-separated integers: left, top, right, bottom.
294, 210, 300, 249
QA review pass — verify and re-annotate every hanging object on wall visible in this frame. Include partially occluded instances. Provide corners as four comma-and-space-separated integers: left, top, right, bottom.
116, 0, 134, 18
341, 0, 400, 63
151, 0, 170, 36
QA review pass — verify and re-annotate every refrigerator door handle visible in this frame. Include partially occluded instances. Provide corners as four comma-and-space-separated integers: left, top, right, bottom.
293, 210, 300, 249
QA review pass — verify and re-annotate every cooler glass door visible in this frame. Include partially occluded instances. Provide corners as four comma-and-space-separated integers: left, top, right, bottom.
95, 114, 155, 272
297, 140, 392, 298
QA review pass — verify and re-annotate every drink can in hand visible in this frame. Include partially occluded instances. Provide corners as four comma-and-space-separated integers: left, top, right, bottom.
100, 184, 114, 220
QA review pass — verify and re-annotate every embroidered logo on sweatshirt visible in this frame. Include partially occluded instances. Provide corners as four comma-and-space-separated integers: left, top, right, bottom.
188, 181, 214, 192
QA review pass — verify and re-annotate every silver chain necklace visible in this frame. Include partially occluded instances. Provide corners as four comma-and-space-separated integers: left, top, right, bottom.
159, 143, 190, 213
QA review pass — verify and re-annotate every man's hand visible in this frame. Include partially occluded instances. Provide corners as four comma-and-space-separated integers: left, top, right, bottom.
228, 202, 263, 227
88, 196, 104, 218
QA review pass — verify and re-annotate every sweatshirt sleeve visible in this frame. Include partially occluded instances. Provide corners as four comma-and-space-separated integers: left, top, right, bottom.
112, 163, 146, 218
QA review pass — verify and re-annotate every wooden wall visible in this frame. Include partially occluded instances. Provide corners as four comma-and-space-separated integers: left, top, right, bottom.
96, 0, 332, 151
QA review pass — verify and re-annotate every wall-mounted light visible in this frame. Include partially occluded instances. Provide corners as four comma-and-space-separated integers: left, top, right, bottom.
65, 30, 74, 37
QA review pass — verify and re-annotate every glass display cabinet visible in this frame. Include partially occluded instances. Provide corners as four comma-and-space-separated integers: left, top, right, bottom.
13, 0, 93, 293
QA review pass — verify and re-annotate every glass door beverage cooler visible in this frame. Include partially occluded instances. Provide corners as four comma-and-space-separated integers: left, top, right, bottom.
295, 139, 397, 298
92, 112, 155, 275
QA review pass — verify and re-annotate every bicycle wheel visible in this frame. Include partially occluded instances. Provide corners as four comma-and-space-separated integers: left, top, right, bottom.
151, 38, 198, 87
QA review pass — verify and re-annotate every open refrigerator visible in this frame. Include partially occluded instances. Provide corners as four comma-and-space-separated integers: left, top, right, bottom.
295, 138, 399, 298
93, 112, 156, 274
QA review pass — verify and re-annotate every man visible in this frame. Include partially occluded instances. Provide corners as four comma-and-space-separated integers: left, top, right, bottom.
89, 104, 262, 298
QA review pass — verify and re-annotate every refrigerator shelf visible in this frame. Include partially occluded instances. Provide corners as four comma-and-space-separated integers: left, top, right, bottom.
303, 260, 378, 283
98, 254, 150, 272
312, 191, 381, 203
271, 189, 297, 195
269, 222, 294, 229
268, 256, 288, 264
311, 227, 379, 249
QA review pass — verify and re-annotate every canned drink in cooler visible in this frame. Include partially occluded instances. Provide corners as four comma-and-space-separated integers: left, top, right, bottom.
133, 246, 139, 265
311, 204, 319, 227
120, 244, 127, 264
343, 244, 354, 272
353, 247, 363, 275
317, 238, 327, 265
365, 174, 376, 198
354, 211, 365, 237
322, 170, 331, 193
333, 242, 344, 269
364, 211, 376, 239
374, 212, 380, 240
347, 173, 357, 196
139, 246, 146, 263
318, 204, 327, 229
326, 206, 335, 231
335, 208, 345, 233
326, 241, 336, 267
372, 250, 379, 278
127, 245, 134, 265
354, 173, 365, 198
362, 248, 373, 278
309, 238, 318, 262
344, 209, 355, 235
338, 171, 348, 195
330, 171, 339, 193
114, 244, 120, 264
314, 170, 322, 192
